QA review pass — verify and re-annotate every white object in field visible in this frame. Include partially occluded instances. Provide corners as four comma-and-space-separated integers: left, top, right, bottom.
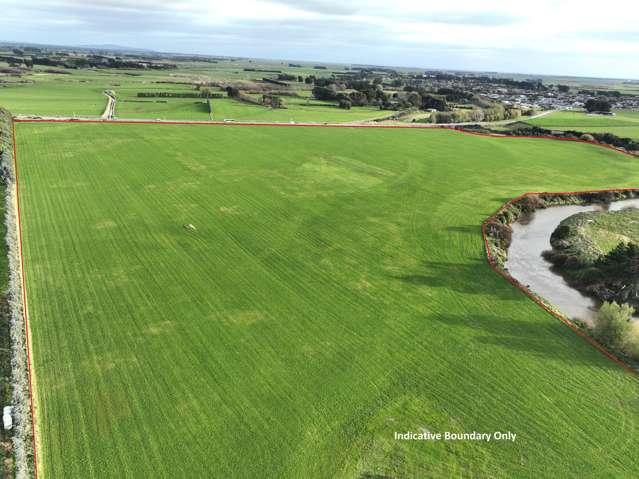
3, 406, 12, 430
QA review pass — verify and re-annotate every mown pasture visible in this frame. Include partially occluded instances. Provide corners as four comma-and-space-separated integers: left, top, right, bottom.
206, 97, 389, 123
15, 123, 639, 478
528, 110, 639, 139
0, 80, 108, 116
114, 93, 389, 123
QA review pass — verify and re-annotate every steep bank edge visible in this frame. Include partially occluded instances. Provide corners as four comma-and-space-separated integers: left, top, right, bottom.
0, 109, 36, 479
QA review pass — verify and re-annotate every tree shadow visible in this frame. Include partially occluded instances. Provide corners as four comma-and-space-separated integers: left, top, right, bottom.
392, 260, 520, 301
431, 313, 618, 369
195, 101, 210, 113
445, 225, 480, 234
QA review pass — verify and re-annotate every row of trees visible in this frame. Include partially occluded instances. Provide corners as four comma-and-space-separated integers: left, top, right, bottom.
226, 86, 284, 108
1, 54, 177, 70
137, 91, 223, 99
312, 81, 479, 112
430, 104, 520, 124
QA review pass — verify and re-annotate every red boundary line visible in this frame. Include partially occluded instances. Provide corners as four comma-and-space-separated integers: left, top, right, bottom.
482, 189, 639, 377
11, 121, 40, 478
10, 118, 638, 477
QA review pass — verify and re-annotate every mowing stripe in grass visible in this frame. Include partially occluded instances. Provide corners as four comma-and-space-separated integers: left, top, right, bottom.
14, 122, 639, 478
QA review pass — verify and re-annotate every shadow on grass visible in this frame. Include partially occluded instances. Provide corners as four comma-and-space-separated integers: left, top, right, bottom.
432, 313, 618, 369
445, 225, 480, 234
392, 260, 520, 301
195, 101, 210, 113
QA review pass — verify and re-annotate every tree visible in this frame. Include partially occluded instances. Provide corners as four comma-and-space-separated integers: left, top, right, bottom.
593, 302, 636, 354
271, 96, 283, 108
226, 86, 239, 98
421, 94, 448, 112
437, 87, 473, 102
348, 90, 367, 106
312, 85, 338, 101
339, 98, 352, 109
584, 98, 611, 113
556, 84, 570, 93
262, 95, 283, 108
277, 73, 296, 81
406, 91, 422, 108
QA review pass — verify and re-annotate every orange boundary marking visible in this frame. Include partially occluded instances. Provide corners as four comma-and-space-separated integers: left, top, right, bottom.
10, 118, 639, 478
482, 189, 639, 377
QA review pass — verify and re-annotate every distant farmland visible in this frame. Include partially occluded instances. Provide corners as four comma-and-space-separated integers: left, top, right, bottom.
0, 68, 390, 123
113, 96, 389, 122
527, 110, 639, 139
15, 123, 639, 478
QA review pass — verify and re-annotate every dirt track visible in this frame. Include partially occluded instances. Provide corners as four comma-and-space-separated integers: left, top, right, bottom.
101, 91, 116, 120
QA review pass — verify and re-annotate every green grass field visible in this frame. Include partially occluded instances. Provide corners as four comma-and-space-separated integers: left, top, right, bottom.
15, 123, 639, 478
114, 95, 389, 122
115, 98, 211, 120
0, 80, 108, 116
528, 110, 639, 140
207, 97, 389, 123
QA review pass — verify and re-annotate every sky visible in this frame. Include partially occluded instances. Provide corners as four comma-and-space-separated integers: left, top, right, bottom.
2, 0, 639, 78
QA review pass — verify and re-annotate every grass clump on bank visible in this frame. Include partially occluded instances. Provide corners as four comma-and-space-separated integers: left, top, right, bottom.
594, 302, 639, 359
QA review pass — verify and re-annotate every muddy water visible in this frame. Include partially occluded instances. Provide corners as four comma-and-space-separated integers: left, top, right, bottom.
505, 198, 639, 324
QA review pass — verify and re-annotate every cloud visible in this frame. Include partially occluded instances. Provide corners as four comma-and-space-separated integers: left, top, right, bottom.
1, 0, 639, 78
265, 0, 360, 15
414, 12, 521, 26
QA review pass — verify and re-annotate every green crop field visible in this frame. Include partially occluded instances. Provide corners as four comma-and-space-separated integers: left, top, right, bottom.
527, 110, 639, 139
15, 123, 639, 478
115, 97, 212, 120
114, 95, 389, 122
206, 97, 389, 123
0, 80, 108, 116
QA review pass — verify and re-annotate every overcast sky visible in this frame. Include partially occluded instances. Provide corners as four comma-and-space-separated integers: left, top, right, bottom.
2, 0, 639, 78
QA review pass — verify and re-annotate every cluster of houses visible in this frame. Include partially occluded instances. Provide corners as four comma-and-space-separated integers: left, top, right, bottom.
487, 89, 639, 111
403, 71, 639, 112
